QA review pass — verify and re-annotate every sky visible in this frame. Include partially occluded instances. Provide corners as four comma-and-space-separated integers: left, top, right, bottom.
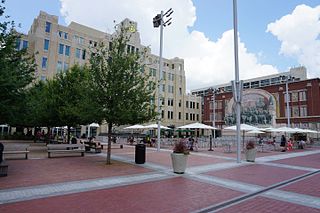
4, 0, 320, 90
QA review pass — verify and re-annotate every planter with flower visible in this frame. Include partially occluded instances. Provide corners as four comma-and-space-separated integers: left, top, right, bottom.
245, 141, 257, 162
171, 139, 190, 174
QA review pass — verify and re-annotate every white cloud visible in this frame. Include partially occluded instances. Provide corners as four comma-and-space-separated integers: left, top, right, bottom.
60, 0, 278, 90
267, 4, 320, 78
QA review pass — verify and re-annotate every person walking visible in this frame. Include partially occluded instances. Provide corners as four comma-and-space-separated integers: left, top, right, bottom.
280, 135, 286, 152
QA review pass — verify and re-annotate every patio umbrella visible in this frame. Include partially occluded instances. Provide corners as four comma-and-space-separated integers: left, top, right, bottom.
177, 122, 217, 130
247, 130, 265, 134
224, 124, 261, 148
124, 124, 145, 129
143, 124, 172, 130
268, 126, 297, 133
88, 123, 100, 138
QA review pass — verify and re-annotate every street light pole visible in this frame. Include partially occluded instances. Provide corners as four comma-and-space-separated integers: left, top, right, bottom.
157, 10, 164, 152
233, 0, 241, 163
285, 80, 290, 127
153, 9, 173, 152
208, 89, 215, 151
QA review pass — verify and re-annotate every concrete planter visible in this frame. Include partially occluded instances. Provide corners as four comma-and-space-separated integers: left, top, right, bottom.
245, 148, 257, 162
171, 153, 188, 174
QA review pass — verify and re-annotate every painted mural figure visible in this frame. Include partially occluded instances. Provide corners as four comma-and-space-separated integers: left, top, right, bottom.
224, 90, 275, 126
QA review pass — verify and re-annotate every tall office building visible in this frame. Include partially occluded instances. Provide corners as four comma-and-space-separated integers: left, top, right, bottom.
24, 11, 201, 132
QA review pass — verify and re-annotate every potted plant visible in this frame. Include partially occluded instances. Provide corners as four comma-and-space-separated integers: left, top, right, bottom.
171, 139, 190, 174
245, 141, 257, 162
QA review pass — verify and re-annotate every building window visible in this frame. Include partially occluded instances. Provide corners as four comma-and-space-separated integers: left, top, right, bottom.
65, 45, 70, 56
186, 101, 189, 108
261, 79, 270, 87
196, 114, 199, 121
284, 93, 291, 103
45, 21, 51, 33
167, 111, 170, 119
299, 91, 306, 101
292, 106, 299, 117
64, 32, 68, 39
64, 62, 69, 71
57, 61, 62, 72
22, 40, 28, 49
300, 106, 307, 117
171, 111, 173, 119
161, 110, 164, 119
179, 100, 181, 107
42, 57, 48, 69
16, 39, 21, 50
179, 87, 182, 95
44, 39, 49, 51
196, 103, 199, 109
186, 113, 188, 120
59, 44, 64, 54
162, 84, 165, 92
40, 75, 46, 81
82, 49, 86, 60
76, 48, 81, 58
179, 112, 181, 120
291, 92, 298, 102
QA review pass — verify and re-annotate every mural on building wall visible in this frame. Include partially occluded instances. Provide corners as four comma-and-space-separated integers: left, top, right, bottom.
224, 89, 276, 126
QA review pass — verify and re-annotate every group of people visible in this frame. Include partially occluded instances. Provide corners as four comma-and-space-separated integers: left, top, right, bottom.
280, 135, 307, 152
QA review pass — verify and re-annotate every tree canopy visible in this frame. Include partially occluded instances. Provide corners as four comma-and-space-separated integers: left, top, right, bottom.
90, 25, 156, 164
0, 0, 35, 125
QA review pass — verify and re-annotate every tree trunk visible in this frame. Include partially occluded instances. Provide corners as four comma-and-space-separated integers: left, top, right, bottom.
106, 122, 112, 164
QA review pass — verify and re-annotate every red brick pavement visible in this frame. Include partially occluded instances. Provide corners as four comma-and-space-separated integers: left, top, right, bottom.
0, 177, 243, 213
204, 164, 307, 187
219, 196, 319, 213
280, 173, 320, 197
272, 153, 320, 169
0, 156, 151, 190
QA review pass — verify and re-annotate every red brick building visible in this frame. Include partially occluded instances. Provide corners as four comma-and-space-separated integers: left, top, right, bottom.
192, 67, 320, 132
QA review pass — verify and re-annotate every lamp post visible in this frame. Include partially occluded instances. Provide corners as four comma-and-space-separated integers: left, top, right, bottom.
233, 0, 242, 163
153, 8, 173, 152
209, 89, 217, 151
281, 75, 294, 127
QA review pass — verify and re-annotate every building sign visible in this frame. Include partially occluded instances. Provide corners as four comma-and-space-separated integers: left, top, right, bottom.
225, 89, 276, 126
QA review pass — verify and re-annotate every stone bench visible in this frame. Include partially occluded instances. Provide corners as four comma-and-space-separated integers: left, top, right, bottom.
3, 145, 30, 160
47, 144, 85, 158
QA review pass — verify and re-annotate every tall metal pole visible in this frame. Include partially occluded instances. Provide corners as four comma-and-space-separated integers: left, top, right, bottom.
212, 92, 216, 145
286, 80, 290, 127
157, 10, 164, 152
233, 0, 241, 163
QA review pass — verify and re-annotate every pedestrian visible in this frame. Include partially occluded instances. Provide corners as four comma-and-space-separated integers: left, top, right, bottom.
193, 138, 199, 152
280, 135, 286, 152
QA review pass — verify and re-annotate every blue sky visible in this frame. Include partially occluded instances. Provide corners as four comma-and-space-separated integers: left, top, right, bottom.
4, 0, 320, 89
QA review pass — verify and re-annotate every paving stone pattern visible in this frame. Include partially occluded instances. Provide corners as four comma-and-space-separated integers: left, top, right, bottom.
0, 143, 319, 212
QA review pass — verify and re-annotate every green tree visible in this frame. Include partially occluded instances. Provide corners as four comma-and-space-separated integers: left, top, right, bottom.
90, 25, 156, 164
25, 65, 98, 143
0, 0, 35, 125
53, 65, 99, 143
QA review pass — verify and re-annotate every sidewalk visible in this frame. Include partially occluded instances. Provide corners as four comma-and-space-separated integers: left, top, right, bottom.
0, 142, 319, 213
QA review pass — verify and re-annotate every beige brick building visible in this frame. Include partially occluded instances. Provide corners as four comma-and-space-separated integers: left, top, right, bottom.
24, 11, 201, 133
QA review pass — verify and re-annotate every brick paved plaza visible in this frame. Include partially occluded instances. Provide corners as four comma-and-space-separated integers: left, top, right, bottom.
0, 141, 319, 213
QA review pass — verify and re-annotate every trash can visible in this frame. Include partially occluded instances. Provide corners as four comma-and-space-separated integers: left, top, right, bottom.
135, 143, 146, 164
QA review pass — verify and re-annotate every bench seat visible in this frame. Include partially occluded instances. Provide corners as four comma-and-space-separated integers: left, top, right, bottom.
47, 144, 85, 158
3, 145, 30, 160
